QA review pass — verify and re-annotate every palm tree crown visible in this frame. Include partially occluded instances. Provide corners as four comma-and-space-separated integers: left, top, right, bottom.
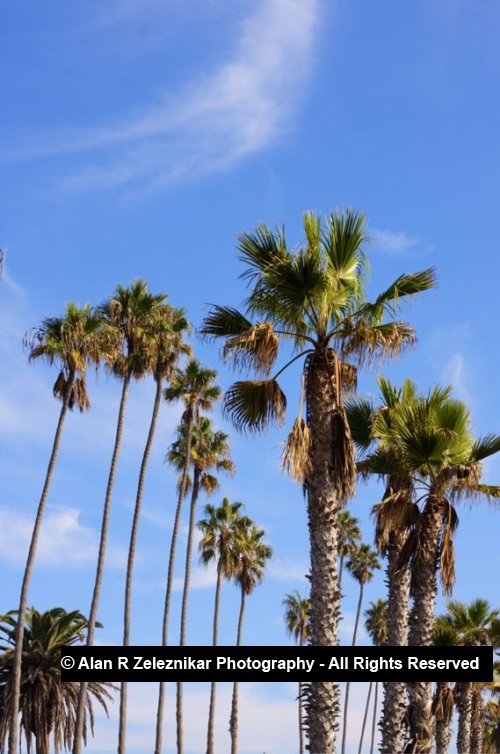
283, 591, 311, 645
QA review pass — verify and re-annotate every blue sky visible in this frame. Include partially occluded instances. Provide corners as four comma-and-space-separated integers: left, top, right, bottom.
1, 1, 499, 752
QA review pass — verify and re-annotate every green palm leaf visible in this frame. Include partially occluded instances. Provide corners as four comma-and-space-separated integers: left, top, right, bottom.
223, 380, 286, 433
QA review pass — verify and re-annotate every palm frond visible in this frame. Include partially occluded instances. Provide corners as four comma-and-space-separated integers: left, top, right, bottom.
223, 379, 286, 433
361, 268, 436, 320
345, 396, 375, 452
470, 434, 500, 462
340, 319, 416, 365
199, 305, 253, 339
281, 418, 312, 483
222, 322, 279, 376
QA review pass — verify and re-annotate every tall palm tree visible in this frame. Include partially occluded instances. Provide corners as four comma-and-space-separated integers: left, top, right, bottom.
8, 303, 106, 754
337, 511, 361, 593
432, 615, 459, 754
362, 599, 388, 754
118, 304, 190, 754
201, 209, 435, 753
347, 377, 420, 754
73, 280, 167, 754
198, 498, 251, 754
229, 524, 272, 754
341, 544, 380, 754
0, 608, 113, 754
174, 418, 235, 753
154, 360, 220, 754
283, 590, 311, 754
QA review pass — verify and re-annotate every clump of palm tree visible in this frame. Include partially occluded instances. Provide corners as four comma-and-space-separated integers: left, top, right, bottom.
201, 209, 435, 753
337, 511, 362, 593
8, 303, 108, 754
283, 591, 310, 754
154, 360, 220, 754
360, 599, 388, 754
0, 608, 113, 754
341, 544, 380, 754
198, 498, 251, 754
229, 523, 272, 754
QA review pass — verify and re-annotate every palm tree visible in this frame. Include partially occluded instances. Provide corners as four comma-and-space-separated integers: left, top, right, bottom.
198, 498, 251, 754
0, 608, 113, 754
118, 304, 190, 754
8, 303, 106, 754
347, 377, 420, 754
73, 280, 167, 754
283, 590, 311, 754
201, 209, 435, 753
362, 599, 388, 754
337, 511, 361, 593
229, 523, 272, 754
154, 360, 220, 754
432, 616, 459, 754
341, 544, 380, 754
174, 418, 235, 753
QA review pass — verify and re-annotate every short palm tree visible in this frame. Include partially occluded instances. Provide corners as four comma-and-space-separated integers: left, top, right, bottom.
154, 360, 220, 754
337, 511, 362, 593
198, 498, 251, 754
361, 599, 388, 754
8, 303, 106, 754
201, 209, 435, 753
432, 616, 460, 754
0, 608, 113, 754
118, 303, 190, 754
73, 280, 167, 754
341, 544, 380, 754
283, 590, 311, 754
229, 523, 272, 754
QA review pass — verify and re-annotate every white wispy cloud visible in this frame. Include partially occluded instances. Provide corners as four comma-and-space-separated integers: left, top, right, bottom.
8, 0, 319, 192
371, 228, 421, 253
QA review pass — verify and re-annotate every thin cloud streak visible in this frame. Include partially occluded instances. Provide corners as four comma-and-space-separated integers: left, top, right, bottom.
6, 0, 319, 192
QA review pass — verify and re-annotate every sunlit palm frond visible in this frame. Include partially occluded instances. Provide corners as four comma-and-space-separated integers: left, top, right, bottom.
281, 417, 312, 483
340, 319, 416, 365
223, 379, 286, 433
199, 305, 253, 339
222, 322, 279, 376
361, 268, 436, 321
470, 434, 500, 462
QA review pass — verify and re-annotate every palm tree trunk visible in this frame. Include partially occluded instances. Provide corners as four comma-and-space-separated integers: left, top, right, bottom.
405, 495, 442, 754
118, 374, 163, 754
434, 682, 452, 754
339, 555, 344, 594
358, 681, 373, 754
73, 372, 131, 754
206, 565, 223, 754
470, 686, 483, 754
298, 629, 305, 754
381, 527, 411, 754
370, 681, 378, 754
176, 468, 201, 754
154, 412, 195, 754
342, 582, 364, 754
229, 588, 246, 754
8, 371, 74, 754
305, 353, 345, 754
455, 682, 473, 754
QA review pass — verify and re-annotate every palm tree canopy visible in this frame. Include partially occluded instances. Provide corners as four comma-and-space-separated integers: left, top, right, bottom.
234, 524, 273, 596
283, 591, 311, 644
164, 359, 220, 423
198, 498, 252, 579
200, 209, 436, 435
346, 543, 380, 586
0, 608, 113, 753
25, 303, 109, 412
440, 599, 499, 646
364, 599, 388, 646
145, 304, 191, 381
337, 511, 362, 558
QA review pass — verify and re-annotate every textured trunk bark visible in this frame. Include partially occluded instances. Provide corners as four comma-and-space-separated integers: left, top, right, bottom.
370, 681, 379, 754
434, 682, 452, 754
470, 686, 483, 754
339, 555, 344, 594
154, 413, 195, 754
9, 371, 74, 754
206, 566, 223, 754
406, 495, 442, 754
119, 375, 163, 754
73, 372, 131, 754
176, 468, 201, 754
358, 681, 373, 754
305, 352, 343, 754
456, 682, 473, 754
381, 526, 411, 754
298, 629, 305, 754
229, 588, 246, 754
342, 583, 364, 754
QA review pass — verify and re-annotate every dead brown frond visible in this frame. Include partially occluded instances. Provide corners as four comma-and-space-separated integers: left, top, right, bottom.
281, 417, 312, 483
433, 682, 454, 724
340, 361, 357, 394
222, 322, 279, 376
343, 318, 417, 366
439, 499, 458, 595
70, 377, 91, 412
332, 406, 356, 499
372, 485, 419, 553
52, 371, 67, 401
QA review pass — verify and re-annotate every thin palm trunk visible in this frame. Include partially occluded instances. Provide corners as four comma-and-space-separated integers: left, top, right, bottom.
305, 355, 344, 754
405, 496, 443, 754
342, 582, 364, 754
358, 681, 373, 754
370, 681, 378, 754
434, 682, 452, 754
339, 555, 345, 594
456, 682, 473, 754
73, 373, 131, 754
381, 528, 411, 754
206, 565, 223, 754
118, 375, 163, 754
176, 468, 201, 754
229, 588, 246, 754
8, 371, 74, 754
470, 687, 483, 754
298, 628, 305, 754
154, 413, 195, 754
